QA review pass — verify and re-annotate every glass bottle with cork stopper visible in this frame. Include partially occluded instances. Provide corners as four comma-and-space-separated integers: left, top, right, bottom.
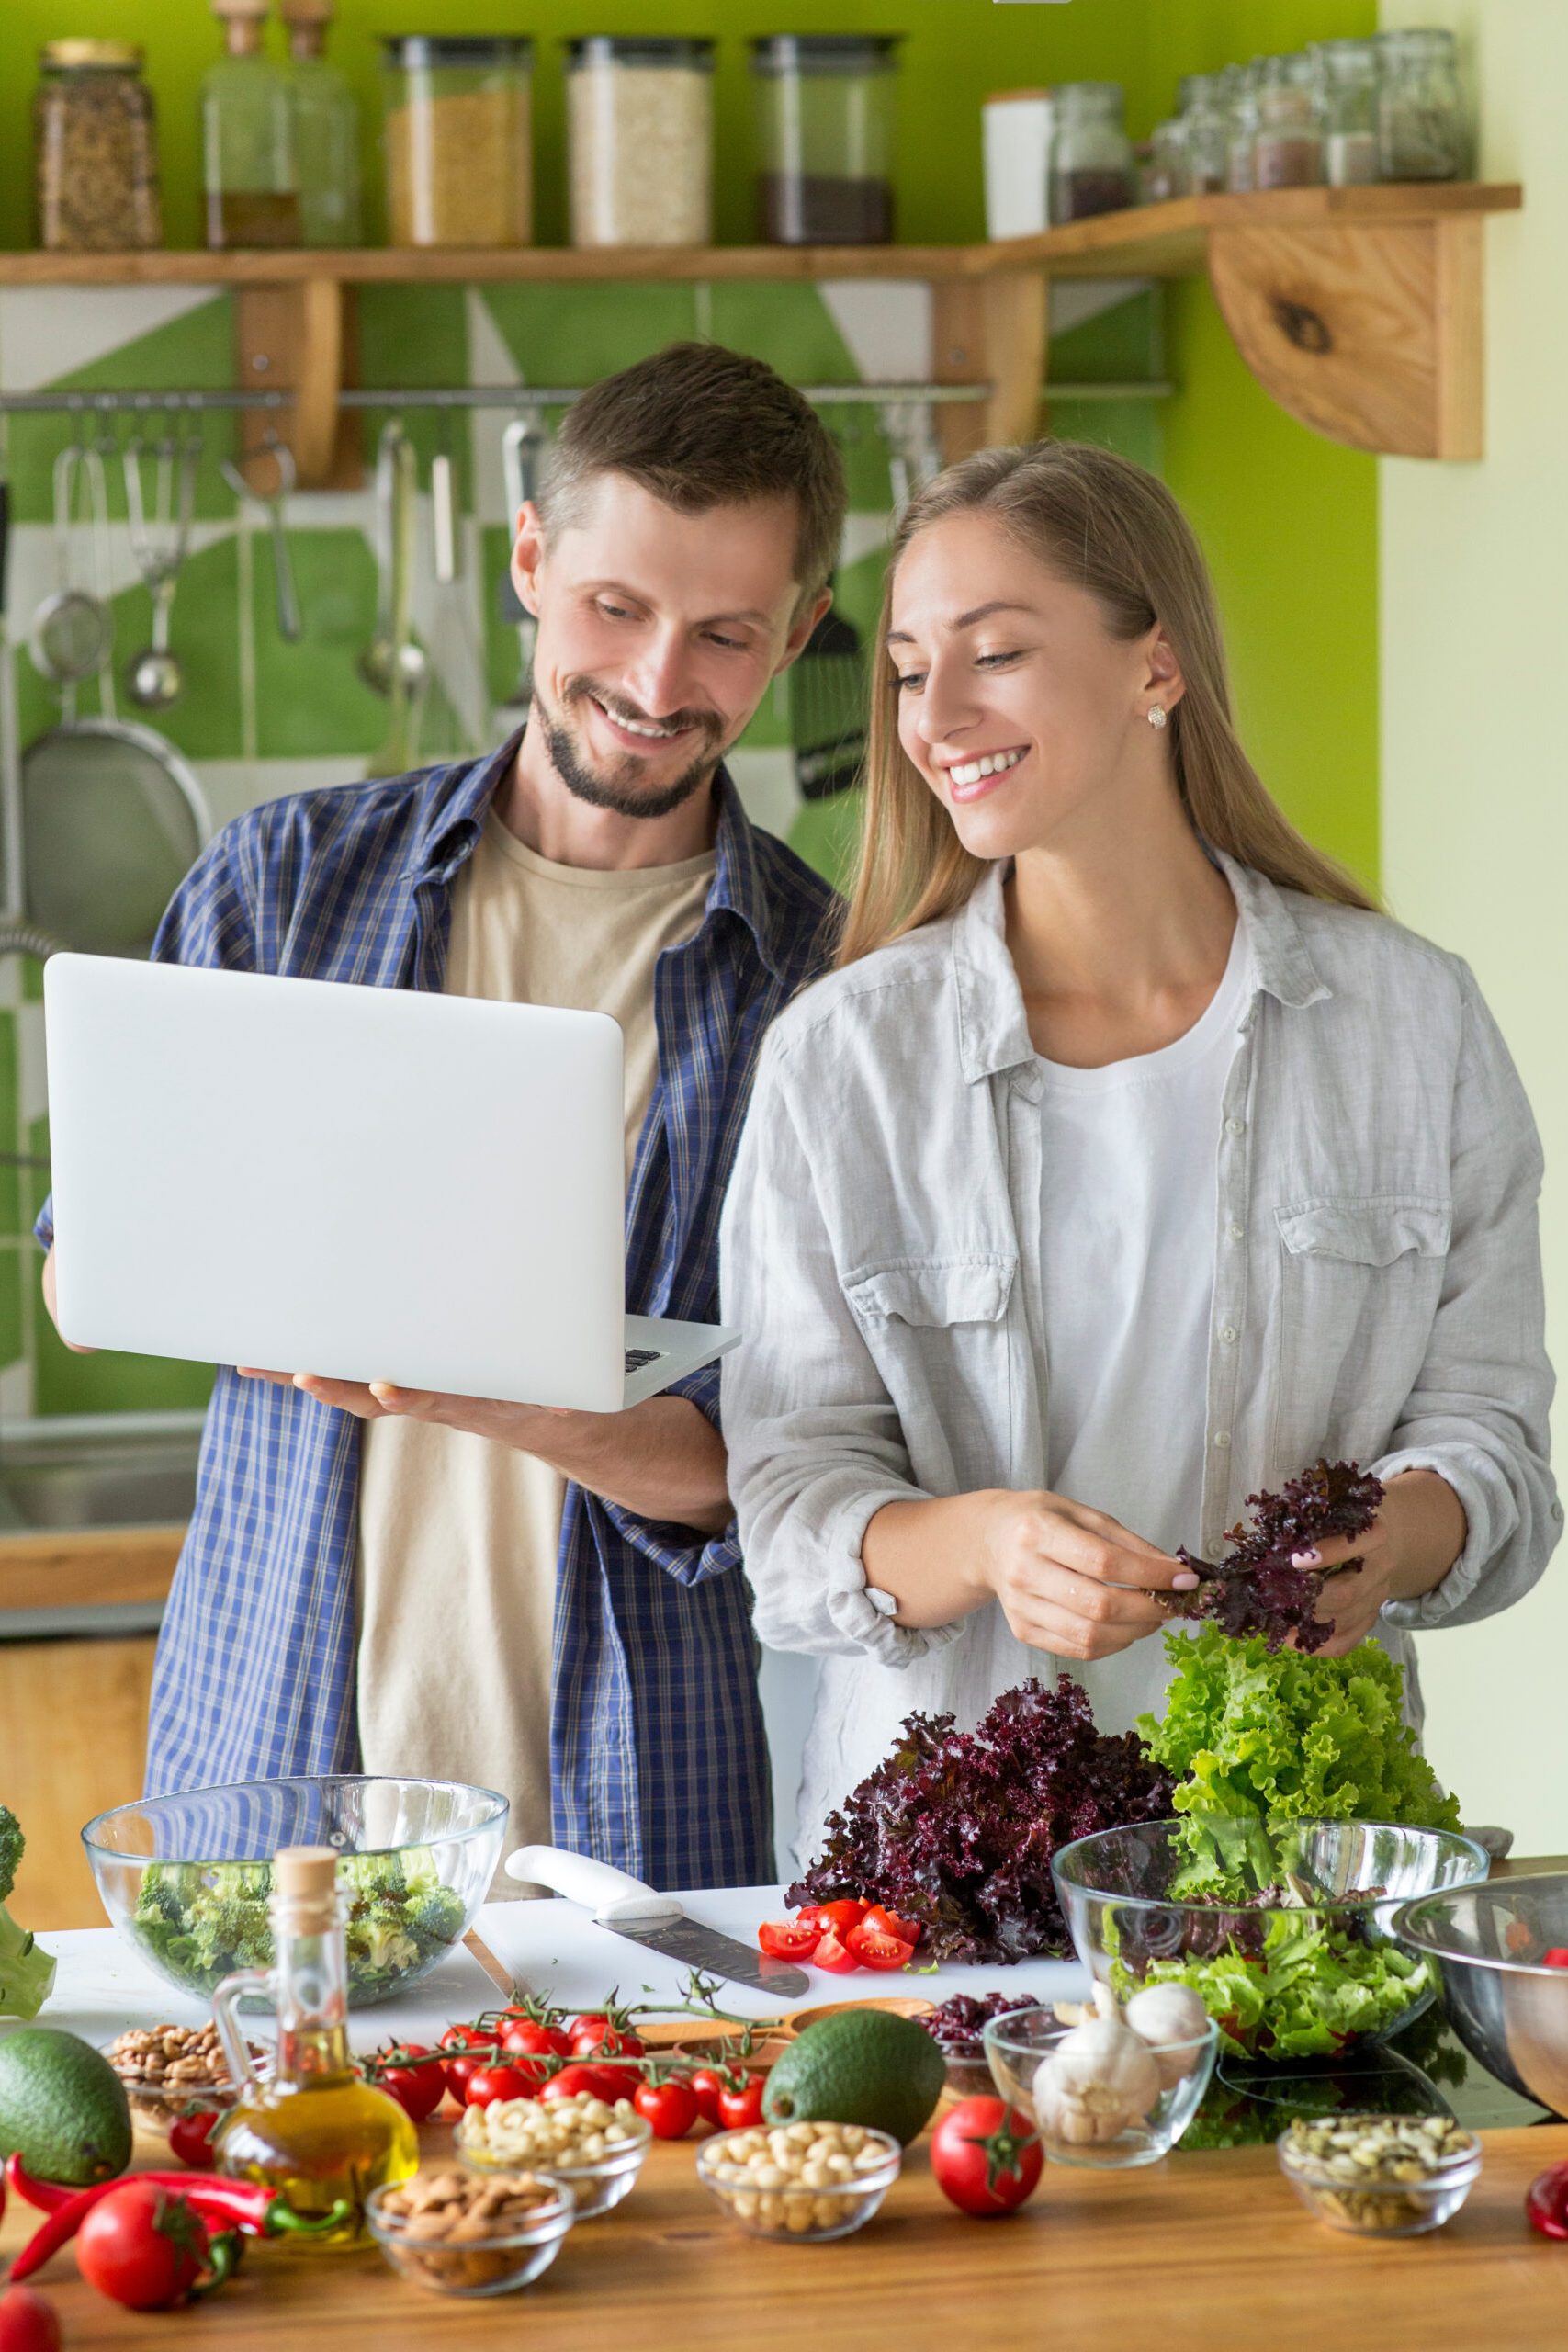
280, 0, 361, 245
202, 0, 299, 250
210, 1845, 417, 2244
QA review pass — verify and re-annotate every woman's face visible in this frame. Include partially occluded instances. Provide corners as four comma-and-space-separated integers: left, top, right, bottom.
887, 509, 1175, 863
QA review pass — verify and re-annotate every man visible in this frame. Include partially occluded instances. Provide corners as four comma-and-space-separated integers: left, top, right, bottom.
39, 341, 845, 1889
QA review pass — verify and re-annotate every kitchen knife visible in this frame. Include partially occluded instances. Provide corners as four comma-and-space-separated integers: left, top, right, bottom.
505, 1844, 811, 1999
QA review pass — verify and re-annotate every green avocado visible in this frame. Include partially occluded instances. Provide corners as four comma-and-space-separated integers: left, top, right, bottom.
761, 2008, 946, 2145
0, 2026, 132, 2185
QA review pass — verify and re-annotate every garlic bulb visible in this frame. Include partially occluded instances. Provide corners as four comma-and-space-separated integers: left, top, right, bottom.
1123, 1984, 1212, 2087
1030, 1982, 1161, 2145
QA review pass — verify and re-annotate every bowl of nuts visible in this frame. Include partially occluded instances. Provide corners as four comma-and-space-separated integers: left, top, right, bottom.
1276, 2114, 1482, 2237
695, 2121, 902, 2242
102, 2022, 271, 2143
456, 2093, 652, 2219
366, 2169, 576, 2296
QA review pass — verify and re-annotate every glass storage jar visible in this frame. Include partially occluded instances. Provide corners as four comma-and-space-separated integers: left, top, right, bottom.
1377, 28, 1465, 182
1225, 58, 1264, 193
383, 36, 533, 248
35, 40, 162, 253
567, 37, 714, 248
750, 35, 899, 245
1177, 70, 1230, 196
1314, 38, 1381, 187
203, 0, 298, 250
282, 0, 361, 246
1253, 53, 1323, 191
1051, 82, 1134, 222
1139, 120, 1188, 207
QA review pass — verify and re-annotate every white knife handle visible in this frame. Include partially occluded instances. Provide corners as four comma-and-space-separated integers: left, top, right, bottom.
505, 1843, 682, 1928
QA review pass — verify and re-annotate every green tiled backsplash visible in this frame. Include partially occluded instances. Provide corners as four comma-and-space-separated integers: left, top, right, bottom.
0, 275, 1162, 1418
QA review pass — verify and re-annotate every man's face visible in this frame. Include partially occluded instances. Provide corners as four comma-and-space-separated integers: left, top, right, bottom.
511, 473, 826, 820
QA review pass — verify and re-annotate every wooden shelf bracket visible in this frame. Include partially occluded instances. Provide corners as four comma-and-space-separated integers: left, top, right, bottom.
235, 275, 359, 487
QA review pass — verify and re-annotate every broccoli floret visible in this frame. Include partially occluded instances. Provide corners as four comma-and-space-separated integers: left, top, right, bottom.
346, 1904, 420, 1979
407, 1885, 466, 1950
0, 1804, 56, 2018
189, 1894, 273, 1973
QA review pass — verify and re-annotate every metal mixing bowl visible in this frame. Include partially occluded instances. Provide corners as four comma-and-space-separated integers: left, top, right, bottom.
1393, 1875, 1568, 2116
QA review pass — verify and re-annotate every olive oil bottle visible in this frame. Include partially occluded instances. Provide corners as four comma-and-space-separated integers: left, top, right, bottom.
211, 1845, 416, 2245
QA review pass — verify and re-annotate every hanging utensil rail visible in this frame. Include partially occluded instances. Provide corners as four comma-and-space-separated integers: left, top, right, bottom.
0, 379, 1171, 416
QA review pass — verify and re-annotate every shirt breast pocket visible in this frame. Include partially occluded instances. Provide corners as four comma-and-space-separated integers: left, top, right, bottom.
840, 1256, 1017, 1496
1269, 1197, 1451, 1469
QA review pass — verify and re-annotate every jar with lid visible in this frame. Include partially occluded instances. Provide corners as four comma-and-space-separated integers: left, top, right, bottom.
1225, 59, 1264, 193
34, 40, 162, 253
281, 0, 361, 245
1051, 82, 1134, 222
568, 38, 714, 248
383, 36, 533, 248
1139, 120, 1188, 207
1177, 71, 1230, 196
1253, 53, 1323, 192
750, 36, 899, 245
1312, 39, 1381, 187
1378, 28, 1465, 182
203, 0, 298, 250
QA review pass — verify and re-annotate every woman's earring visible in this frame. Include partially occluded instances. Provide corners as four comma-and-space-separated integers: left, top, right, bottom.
1147, 704, 1168, 730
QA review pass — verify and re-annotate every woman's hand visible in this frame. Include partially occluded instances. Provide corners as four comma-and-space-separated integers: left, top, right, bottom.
974, 1490, 1198, 1662
1303, 1468, 1469, 1657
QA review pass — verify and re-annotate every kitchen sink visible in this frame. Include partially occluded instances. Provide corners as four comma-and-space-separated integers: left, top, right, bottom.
0, 1412, 202, 1533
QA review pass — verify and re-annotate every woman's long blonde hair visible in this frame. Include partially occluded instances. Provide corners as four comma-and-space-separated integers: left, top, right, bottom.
836, 440, 1374, 967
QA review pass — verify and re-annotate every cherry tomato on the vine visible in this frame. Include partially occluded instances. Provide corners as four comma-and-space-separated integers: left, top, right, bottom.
499, 2017, 571, 2089
440, 2022, 499, 2101
716, 2075, 766, 2131
687, 2065, 728, 2125
465, 2063, 536, 2109
374, 2042, 446, 2122
542, 2063, 615, 2105
634, 2077, 700, 2140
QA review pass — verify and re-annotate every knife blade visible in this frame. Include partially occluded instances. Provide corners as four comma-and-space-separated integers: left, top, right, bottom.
505, 1843, 811, 1999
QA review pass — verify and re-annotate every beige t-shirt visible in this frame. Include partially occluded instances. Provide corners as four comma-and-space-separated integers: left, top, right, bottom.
355, 810, 716, 1874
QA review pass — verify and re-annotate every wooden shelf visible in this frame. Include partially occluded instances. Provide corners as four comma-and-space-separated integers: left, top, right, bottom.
0, 183, 1519, 478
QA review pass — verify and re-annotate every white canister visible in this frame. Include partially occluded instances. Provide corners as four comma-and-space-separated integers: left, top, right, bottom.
984, 87, 1054, 240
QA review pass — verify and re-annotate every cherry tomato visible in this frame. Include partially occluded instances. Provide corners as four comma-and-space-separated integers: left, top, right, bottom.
634, 2077, 700, 2139
716, 2075, 766, 2131
167, 2104, 221, 2169
0, 2285, 63, 2352
1526, 2159, 1568, 2240
76, 2181, 218, 2311
440, 2023, 499, 2100
1541, 1948, 1568, 1969
374, 2042, 446, 2123
570, 2021, 645, 2096
542, 2063, 614, 2105
567, 2013, 615, 2042
499, 2018, 571, 2090
846, 1923, 915, 1973
931, 2098, 1043, 2218
758, 1918, 820, 1961
465, 2064, 536, 2109
812, 1928, 858, 1973
688, 2065, 728, 2125
798, 1900, 868, 1939
861, 1904, 921, 1949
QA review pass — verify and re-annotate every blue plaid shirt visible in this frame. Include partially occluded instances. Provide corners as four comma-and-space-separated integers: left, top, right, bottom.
39, 734, 837, 1890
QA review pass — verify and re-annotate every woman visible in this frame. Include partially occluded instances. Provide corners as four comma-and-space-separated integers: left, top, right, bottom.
719, 440, 1556, 1865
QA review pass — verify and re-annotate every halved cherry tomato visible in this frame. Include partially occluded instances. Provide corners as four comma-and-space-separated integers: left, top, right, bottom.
861, 1904, 921, 1949
465, 2064, 535, 2109
798, 1900, 868, 1939
758, 1918, 820, 1962
716, 2075, 765, 2130
542, 2063, 614, 2105
688, 2066, 728, 2125
846, 1923, 915, 1973
634, 2078, 700, 2140
812, 1928, 858, 1974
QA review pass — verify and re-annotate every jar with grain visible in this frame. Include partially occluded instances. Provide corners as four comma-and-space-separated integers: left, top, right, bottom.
1313, 38, 1382, 188
567, 37, 714, 249
35, 40, 162, 253
1253, 53, 1323, 192
383, 35, 533, 249
1050, 83, 1134, 222
750, 36, 899, 246
1377, 27, 1465, 183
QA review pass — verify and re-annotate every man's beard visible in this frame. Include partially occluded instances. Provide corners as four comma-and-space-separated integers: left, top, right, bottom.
536, 674, 727, 821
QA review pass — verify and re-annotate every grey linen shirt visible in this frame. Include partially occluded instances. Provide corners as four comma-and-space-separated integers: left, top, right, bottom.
719, 854, 1559, 1856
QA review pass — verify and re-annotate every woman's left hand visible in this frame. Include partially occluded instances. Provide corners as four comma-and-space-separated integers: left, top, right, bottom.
1303, 1468, 1468, 1656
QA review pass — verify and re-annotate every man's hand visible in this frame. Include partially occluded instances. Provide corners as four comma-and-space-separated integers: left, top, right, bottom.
972, 1490, 1199, 1662
235, 1368, 732, 1535
1303, 1467, 1469, 1657
40, 1244, 96, 1352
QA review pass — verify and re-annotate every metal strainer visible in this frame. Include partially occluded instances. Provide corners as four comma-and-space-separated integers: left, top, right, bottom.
21, 715, 209, 956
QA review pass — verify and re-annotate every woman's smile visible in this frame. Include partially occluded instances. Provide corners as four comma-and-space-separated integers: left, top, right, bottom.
942, 745, 1030, 800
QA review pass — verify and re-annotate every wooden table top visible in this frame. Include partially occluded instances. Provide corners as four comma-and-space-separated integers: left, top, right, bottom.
4, 2117, 1566, 2351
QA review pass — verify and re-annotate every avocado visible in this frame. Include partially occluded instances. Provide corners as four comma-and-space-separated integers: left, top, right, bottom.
0, 2026, 132, 2185
762, 2008, 946, 2145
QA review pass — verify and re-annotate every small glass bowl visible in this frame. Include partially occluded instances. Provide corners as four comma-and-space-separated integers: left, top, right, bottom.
457, 2110, 652, 2218
102, 2041, 273, 2147
1277, 2124, 1482, 2236
982, 2003, 1217, 2169
365, 2174, 576, 2296
696, 2125, 902, 2242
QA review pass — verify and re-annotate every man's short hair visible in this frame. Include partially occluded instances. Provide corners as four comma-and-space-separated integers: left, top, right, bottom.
537, 342, 848, 602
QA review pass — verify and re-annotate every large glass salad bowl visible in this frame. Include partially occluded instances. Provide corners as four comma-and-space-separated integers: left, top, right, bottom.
83, 1774, 507, 2008
1052, 1819, 1488, 2062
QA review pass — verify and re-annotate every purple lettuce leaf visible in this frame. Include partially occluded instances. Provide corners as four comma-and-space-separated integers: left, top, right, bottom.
1168, 1458, 1384, 1653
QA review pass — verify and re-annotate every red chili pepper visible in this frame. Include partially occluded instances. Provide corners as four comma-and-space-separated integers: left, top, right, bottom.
1526, 2161, 1568, 2242
9, 2167, 349, 2283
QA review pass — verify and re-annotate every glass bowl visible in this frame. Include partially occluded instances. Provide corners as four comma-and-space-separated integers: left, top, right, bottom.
1276, 2120, 1482, 2235
365, 2173, 576, 2295
982, 2003, 1217, 2167
1052, 1819, 1490, 2062
457, 2109, 652, 2217
695, 2123, 901, 2241
82, 1773, 508, 2009
102, 2033, 274, 2145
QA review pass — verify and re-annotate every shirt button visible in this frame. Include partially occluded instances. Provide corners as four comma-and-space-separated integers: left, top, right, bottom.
1226, 1117, 1246, 1136
1213, 1430, 1232, 1449
1227, 1223, 1245, 1243
1220, 1326, 1238, 1346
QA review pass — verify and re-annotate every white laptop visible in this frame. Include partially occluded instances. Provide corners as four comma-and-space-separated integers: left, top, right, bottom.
42, 955, 740, 1412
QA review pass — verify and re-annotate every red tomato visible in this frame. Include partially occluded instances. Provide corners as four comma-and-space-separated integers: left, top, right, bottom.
758, 1918, 820, 1961
465, 2064, 536, 2109
716, 2075, 766, 2131
798, 1900, 868, 1939
931, 2099, 1043, 2218
1541, 1948, 1568, 1968
375, 2042, 446, 2123
499, 2018, 571, 2090
0, 2286, 63, 2352
846, 1923, 915, 1973
567, 2012, 615, 2041
634, 2077, 700, 2140
570, 2021, 645, 2096
542, 2063, 614, 2105
440, 2023, 498, 2100
812, 1928, 858, 1973
76, 2181, 217, 2310
688, 2065, 728, 2125
861, 1904, 921, 1949
167, 2105, 220, 2168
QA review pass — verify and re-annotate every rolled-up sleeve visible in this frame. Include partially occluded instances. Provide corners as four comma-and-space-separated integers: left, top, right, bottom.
719, 1034, 959, 1667
1381, 963, 1559, 1632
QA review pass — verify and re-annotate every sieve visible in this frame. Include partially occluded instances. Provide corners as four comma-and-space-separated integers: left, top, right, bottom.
21, 714, 210, 956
